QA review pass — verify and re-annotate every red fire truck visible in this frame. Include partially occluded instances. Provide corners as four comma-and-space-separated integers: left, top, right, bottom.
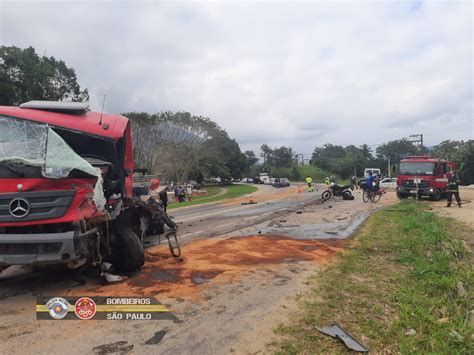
396, 156, 457, 200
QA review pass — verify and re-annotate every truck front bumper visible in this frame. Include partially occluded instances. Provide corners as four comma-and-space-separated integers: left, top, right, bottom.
397, 186, 439, 197
0, 230, 94, 267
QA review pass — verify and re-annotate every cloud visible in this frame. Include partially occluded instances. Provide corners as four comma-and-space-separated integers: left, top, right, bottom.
1, 0, 472, 157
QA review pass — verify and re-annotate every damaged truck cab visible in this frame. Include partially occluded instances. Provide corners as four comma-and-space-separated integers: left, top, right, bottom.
0, 101, 170, 272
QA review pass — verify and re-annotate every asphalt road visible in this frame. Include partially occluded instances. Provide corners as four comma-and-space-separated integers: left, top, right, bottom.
166, 184, 322, 242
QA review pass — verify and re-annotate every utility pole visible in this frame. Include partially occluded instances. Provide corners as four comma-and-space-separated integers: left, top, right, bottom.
388, 155, 391, 177
295, 154, 304, 166
352, 147, 356, 176
409, 134, 424, 147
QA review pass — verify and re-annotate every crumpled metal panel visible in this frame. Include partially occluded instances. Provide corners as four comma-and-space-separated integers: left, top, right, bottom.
315, 321, 369, 352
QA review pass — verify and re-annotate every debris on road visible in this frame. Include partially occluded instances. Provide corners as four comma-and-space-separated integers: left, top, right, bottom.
145, 330, 167, 345
69, 235, 343, 300
315, 321, 369, 352
102, 272, 126, 283
92, 341, 133, 354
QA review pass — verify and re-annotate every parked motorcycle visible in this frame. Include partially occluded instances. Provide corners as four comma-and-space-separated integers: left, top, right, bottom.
321, 184, 354, 201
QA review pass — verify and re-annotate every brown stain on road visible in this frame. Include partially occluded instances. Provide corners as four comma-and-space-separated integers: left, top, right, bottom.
68, 235, 343, 300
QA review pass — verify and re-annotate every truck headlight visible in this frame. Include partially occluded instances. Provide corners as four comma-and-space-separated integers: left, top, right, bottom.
429, 188, 434, 192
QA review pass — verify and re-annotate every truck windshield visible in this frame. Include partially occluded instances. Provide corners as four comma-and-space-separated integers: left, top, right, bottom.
399, 162, 435, 175
0, 115, 98, 179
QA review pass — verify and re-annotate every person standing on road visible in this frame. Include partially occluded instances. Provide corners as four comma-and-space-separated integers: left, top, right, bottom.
158, 186, 169, 212
446, 174, 462, 208
305, 176, 314, 192
186, 184, 193, 201
351, 175, 358, 189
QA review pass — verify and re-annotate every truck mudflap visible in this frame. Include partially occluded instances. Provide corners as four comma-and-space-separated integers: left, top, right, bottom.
0, 229, 95, 267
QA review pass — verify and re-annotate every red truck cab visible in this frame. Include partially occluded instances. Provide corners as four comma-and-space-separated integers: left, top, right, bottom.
396, 156, 456, 200
0, 101, 168, 273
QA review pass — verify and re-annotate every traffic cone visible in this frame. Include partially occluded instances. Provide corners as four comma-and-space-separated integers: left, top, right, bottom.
297, 186, 302, 193
248, 195, 256, 204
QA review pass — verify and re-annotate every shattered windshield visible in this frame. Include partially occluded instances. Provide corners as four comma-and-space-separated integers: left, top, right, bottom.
0, 115, 98, 179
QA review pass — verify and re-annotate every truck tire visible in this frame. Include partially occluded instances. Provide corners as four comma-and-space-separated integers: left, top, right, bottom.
397, 192, 409, 200
115, 227, 145, 272
430, 189, 442, 201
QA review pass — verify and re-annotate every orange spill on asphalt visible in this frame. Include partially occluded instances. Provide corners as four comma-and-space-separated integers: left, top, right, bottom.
68, 235, 343, 300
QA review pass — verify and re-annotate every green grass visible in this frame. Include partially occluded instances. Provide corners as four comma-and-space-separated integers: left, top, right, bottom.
168, 184, 257, 209
271, 201, 473, 354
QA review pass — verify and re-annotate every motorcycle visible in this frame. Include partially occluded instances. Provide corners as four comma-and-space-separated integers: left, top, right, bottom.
321, 183, 354, 201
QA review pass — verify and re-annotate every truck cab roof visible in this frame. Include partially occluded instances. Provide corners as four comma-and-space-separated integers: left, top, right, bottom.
0, 103, 129, 141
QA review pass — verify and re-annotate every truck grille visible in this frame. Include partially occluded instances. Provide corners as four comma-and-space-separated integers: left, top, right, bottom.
0, 190, 76, 223
401, 180, 430, 189
0, 242, 62, 254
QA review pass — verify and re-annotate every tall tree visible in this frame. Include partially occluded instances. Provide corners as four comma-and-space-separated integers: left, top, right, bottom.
359, 144, 373, 160
125, 111, 247, 183
375, 139, 421, 163
0, 46, 88, 105
245, 150, 259, 167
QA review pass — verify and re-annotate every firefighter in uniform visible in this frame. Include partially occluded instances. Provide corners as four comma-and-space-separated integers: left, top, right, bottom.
446, 174, 462, 208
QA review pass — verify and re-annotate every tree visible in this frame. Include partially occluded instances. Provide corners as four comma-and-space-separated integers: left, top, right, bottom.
125, 111, 247, 183
0, 46, 88, 105
359, 144, 373, 160
432, 140, 463, 161
204, 132, 248, 179
433, 140, 474, 184
244, 150, 259, 167
259, 145, 296, 169
375, 139, 421, 163
260, 144, 272, 166
310, 144, 346, 171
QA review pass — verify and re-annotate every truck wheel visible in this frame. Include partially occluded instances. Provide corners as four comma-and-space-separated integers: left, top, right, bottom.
397, 192, 409, 200
115, 227, 145, 272
430, 189, 441, 201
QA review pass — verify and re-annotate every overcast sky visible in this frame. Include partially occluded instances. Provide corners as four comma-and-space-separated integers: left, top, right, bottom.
1, 0, 472, 156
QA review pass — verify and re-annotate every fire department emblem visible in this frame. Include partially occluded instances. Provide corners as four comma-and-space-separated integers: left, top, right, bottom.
74, 297, 97, 320
46, 297, 70, 320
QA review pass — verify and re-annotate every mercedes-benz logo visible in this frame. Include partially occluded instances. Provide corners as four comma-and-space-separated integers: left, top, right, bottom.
8, 198, 30, 218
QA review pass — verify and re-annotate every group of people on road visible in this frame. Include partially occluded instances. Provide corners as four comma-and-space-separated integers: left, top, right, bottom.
174, 185, 193, 204
142, 179, 197, 212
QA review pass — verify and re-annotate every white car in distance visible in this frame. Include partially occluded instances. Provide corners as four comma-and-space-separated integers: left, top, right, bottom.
379, 177, 397, 189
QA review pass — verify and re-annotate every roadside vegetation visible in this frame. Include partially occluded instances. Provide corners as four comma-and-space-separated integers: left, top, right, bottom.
272, 201, 473, 354
168, 184, 257, 209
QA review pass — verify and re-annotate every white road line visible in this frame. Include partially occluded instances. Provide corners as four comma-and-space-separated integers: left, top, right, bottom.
218, 222, 235, 228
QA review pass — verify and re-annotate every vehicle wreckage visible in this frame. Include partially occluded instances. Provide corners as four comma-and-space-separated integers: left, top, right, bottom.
0, 101, 179, 275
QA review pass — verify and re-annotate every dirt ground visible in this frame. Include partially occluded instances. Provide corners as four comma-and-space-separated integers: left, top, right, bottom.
0, 187, 404, 354
428, 186, 474, 228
